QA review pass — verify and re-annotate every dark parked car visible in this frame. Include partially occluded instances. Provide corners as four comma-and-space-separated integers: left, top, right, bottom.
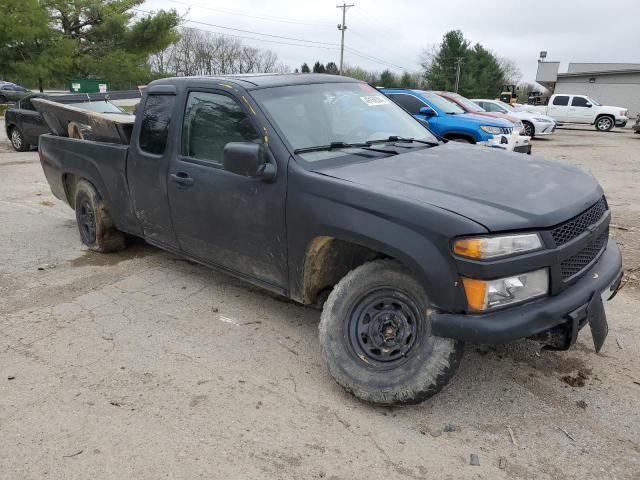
5, 94, 127, 151
0, 83, 31, 103
35, 74, 623, 405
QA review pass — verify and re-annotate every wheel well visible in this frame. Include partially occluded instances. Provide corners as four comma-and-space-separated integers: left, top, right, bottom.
302, 236, 388, 305
62, 173, 81, 208
596, 114, 614, 121
443, 133, 475, 143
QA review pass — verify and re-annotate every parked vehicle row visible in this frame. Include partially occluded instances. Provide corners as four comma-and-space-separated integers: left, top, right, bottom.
529, 94, 628, 132
381, 88, 533, 153
33, 74, 623, 405
471, 99, 556, 138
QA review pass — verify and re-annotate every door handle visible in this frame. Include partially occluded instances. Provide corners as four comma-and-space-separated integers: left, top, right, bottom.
170, 172, 195, 187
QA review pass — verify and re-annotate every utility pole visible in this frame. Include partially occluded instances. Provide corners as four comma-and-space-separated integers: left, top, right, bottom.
454, 57, 464, 93
337, 2, 354, 75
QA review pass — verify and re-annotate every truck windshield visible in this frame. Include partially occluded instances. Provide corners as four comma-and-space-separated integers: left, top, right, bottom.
251, 83, 437, 154
586, 96, 601, 106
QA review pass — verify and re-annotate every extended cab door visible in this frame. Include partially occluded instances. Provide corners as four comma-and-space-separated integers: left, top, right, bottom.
568, 95, 595, 123
166, 88, 288, 290
126, 86, 180, 249
547, 95, 570, 122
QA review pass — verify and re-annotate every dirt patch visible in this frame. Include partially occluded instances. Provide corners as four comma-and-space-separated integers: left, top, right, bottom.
68, 241, 156, 267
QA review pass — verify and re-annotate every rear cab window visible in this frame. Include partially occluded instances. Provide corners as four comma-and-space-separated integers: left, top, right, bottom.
552, 95, 570, 106
139, 94, 175, 155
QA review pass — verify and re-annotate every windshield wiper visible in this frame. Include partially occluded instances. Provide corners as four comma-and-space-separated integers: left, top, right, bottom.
294, 141, 369, 154
366, 136, 439, 146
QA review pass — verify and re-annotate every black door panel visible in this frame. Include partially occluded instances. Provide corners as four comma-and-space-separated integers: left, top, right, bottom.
167, 90, 288, 288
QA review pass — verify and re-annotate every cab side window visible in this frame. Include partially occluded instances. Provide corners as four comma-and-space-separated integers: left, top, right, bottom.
139, 94, 175, 155
182, 92, 260, 166
571, 96, 590, 107
552, 95, 570, 106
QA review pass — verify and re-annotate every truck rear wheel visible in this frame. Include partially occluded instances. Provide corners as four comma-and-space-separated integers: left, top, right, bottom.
595, 116, 614, 132
319, 259, 464, 405
74, 180, 126, 253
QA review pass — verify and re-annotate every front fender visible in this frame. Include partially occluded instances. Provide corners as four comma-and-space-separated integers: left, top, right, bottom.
286, 163, 486, 312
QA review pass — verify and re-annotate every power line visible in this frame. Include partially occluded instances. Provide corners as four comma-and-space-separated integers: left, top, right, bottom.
164, 0, 335, 27
344, 46, 406, 71
134, 7, 409, 72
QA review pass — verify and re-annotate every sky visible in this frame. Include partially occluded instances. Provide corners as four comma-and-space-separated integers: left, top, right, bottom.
142, 0, 640, 85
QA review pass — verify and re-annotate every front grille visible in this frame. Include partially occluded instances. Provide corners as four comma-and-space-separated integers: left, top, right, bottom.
500, 127, 513, 134
551, 197, 608, 246
560, 229, 609, 280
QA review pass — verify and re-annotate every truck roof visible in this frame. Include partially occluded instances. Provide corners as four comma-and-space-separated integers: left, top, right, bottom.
148, 73, 361, 90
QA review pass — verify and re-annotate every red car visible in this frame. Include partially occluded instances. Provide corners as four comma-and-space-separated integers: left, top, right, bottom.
435, 91, 525, 135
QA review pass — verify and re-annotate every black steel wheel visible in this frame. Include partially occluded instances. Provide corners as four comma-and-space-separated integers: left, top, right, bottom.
319, 259, 464, 405
78, 199, 97, 245
348, 289, 422, 370
74, 179, 126, 253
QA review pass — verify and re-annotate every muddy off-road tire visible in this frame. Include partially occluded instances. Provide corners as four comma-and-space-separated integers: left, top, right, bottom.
74, 179, 126, 253
319, 260, 464, 405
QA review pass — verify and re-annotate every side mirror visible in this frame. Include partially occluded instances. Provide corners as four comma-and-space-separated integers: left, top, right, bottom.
419, 106, 435, 116
585, 102, 592, 108
223, 142, 276, 182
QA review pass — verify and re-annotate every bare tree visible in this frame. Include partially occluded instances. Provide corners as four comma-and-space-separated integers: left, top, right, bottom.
497, 56, 522, 85
149, 27, 290, 77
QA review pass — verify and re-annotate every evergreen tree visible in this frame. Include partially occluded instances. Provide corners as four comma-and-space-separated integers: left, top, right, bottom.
423, 30, 470, 93
325, 62, 339, 75
379, 69, 397, 87
423, 30, 507, 98
312, 61, 326, 73
0, 0, 180, 91
301, 62, 310, 73
399, 71, 415, 88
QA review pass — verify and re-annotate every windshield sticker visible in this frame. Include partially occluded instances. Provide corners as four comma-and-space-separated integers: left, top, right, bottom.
360, 95, 390, 106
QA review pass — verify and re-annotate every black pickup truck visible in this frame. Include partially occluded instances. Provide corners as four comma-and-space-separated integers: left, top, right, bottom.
36, 74, 623, 405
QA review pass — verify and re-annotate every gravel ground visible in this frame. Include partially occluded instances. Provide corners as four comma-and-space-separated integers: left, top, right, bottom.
1, 120, 639, 479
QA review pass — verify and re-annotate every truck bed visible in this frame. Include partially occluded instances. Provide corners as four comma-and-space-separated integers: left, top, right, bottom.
38, 134, 142, 236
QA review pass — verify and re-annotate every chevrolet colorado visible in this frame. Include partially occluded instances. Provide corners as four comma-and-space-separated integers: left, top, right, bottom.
35, 74, 623, 405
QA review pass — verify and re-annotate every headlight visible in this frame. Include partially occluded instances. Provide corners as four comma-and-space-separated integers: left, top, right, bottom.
453, 233, 543, 259
480, 125, 503, 134
462, 269, 549, 311
620, 110, 627, 117
533, 117, 552, 123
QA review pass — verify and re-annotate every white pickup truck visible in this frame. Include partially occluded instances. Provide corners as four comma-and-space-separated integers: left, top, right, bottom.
531, 94, 628, 132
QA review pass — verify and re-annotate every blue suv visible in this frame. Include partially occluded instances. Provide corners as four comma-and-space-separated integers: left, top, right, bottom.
381, 89, 515, 144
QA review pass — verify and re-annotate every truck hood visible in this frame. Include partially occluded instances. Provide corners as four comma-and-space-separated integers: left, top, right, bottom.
313, 143, 603, 232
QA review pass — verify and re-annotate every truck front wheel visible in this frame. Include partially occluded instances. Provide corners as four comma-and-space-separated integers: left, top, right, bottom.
595, 116, 614, 132
74, 180, 126, 253
319, 259, 464, 405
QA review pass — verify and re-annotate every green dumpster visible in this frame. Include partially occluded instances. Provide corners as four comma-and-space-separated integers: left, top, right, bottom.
68, 79, 109, 94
